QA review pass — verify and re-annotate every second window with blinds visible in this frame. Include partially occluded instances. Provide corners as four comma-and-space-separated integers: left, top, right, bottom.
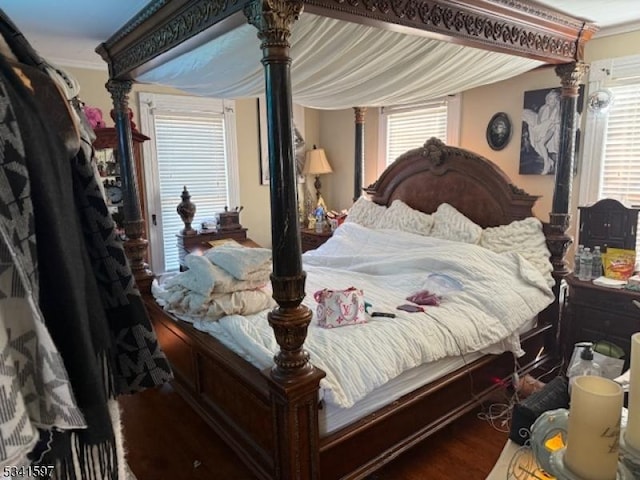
378, 95, 461, 175
139, 92, 240, 273
580, 53, 640, 252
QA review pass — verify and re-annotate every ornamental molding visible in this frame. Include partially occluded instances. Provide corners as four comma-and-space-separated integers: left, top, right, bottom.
245, 0, 304, 50
101, 0, 596, 78
556, 62, 590, 93
105, 0, 241, 78
106, 79, 133, 113
305, 0, 590, 62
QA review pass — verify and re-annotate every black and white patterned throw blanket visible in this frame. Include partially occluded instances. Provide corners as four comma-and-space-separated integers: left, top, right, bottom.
0, 24, 172, 479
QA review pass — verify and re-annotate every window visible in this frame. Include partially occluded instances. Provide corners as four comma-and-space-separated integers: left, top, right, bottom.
378, 95, 461, 173
599, 84, 640, 204
139, 93, 239, 273
579, 54, 640, 250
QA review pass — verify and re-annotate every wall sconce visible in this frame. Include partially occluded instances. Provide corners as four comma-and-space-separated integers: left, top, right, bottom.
303, 145, 333, 202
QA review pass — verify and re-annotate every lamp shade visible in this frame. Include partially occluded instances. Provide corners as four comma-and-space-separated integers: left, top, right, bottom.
303, 148, 333, 175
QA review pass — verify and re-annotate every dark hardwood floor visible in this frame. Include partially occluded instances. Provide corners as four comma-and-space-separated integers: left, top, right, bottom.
119, 383, 509, 480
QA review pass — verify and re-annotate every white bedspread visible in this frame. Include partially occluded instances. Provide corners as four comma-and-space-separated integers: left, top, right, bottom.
154, 223, 554, 409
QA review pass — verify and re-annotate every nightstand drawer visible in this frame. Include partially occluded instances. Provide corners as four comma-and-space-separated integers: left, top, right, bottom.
574, 306, 639, 338
301, 236, 323, 252
300, 228, 332, 253
565, 276, 640, 366
571, 287, 640, 317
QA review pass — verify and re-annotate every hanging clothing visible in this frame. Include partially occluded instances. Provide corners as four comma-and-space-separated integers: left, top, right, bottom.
0, 67, 86, 471
0, 9, 172, 479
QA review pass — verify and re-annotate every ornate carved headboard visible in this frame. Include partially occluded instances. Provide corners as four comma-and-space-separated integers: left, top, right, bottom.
365, 138, 539, 228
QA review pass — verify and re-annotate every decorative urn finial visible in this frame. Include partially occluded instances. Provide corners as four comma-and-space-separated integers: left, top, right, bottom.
177, 186, 197, 236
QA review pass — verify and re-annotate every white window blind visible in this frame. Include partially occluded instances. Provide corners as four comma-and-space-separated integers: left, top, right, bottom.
138, 93, 239, 274
580, 54, 640, 253
378, 96, 459, 176
600, 83, 640, 207
385, 104, 448, 166
154, 113, 229, 272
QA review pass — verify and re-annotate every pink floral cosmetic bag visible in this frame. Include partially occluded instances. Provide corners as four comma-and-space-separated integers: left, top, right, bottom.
313, 287, 367, 328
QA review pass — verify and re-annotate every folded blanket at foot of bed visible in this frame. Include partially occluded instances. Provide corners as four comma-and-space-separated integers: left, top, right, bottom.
166, 253, 270, 295
158, 245, 275, 321
157, 285, 275, 321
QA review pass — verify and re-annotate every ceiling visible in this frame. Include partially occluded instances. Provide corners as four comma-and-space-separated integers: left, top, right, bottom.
2, 0, 640, 70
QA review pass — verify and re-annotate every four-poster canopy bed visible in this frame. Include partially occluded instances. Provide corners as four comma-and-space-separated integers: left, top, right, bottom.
96, 1, 596, 478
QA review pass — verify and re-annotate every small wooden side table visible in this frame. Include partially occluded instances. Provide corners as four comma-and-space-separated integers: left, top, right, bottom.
300, 228, 333, 253
177, 228, 260, 270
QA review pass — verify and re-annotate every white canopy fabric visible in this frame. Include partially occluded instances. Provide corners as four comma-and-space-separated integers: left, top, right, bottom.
138, 13, 544, 109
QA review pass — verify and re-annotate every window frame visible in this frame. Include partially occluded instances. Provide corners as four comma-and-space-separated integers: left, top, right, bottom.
138, 92, 240, 273
377, 95, 461, 176
578, 54, 640, 207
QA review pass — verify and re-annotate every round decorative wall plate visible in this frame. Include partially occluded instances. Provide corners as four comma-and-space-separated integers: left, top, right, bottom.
486, 112, 512, 151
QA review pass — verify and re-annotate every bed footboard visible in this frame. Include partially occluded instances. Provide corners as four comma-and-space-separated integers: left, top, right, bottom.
146, 298, 278, 479
146, 294, 556, 480
147, 296, 325, 479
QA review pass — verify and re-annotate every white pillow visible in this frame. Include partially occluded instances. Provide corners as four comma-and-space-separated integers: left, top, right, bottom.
480, 217, 554, 287
345, 197, 387, 228
379, 200, 434, 236
430, 203, 482, 244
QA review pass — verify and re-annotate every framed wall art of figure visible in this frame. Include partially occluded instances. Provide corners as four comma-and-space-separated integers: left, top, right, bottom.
520, 85, 584, 175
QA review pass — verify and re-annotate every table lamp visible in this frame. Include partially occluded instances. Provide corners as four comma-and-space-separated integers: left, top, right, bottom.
303, 146, 333, 202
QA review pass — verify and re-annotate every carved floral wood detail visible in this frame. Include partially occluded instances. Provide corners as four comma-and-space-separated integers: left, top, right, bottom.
306, 0, 593, 62
99, 0, 596, 79
101, 0, 242, 78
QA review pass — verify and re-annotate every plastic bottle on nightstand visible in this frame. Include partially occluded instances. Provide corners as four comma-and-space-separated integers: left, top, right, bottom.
591, 246, 603, 279
579, 247, 592, 281
567, 344, 602, 393
574, 244, 584, 278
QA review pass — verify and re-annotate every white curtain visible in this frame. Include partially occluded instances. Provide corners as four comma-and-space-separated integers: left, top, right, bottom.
138, 13, 543, 109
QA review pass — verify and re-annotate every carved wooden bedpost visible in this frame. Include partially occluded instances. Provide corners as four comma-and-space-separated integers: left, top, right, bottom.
245, 1, 325, 478
353, 107, 367, 202
106, 79, 154, 293
547, 61, 589, 276
545, 61, 589, 357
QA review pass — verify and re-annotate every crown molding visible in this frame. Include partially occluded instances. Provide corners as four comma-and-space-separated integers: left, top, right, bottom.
47, 55, 109, 71
594, 20, 640, 38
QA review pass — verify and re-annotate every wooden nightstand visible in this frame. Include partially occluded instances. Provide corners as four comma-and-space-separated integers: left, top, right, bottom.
564, 275, 640, 368
177, 229, 260, 270
300, 228, 333, 253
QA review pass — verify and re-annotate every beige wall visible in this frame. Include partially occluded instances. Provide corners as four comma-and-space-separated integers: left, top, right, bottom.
584, 30, 640, 62
310, 108, 381, 212
460, 67, 559, 220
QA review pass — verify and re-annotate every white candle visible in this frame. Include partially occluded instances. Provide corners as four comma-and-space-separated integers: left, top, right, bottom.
565, 375, 623, 480
626, 332, 640, 451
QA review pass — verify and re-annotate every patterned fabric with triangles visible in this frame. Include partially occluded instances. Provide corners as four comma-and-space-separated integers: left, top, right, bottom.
70, 116, 172, 395
0, 76, 85, 467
